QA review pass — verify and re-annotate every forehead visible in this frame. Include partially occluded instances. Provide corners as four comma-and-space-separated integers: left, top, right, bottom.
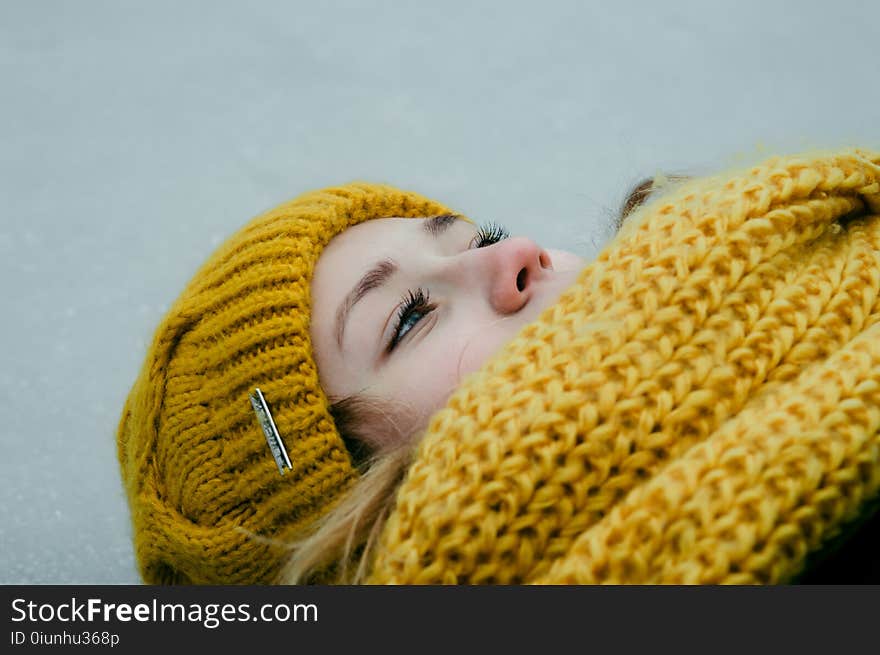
310, 216, 410, 312
324, 216, 409, 255
311, 213, 474, 305
314, 217, 408, 286
308, 217, 417, 372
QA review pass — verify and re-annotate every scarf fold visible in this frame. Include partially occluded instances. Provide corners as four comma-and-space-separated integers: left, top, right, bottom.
367, 148, 880, 584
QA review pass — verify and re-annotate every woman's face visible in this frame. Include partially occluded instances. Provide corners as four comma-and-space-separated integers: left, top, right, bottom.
309, 215, 585, 449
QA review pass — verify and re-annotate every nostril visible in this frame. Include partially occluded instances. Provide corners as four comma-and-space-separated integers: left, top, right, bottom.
516, 268, 528, 292
539, 251, 552, 269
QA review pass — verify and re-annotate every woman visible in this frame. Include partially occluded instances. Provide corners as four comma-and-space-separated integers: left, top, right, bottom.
119, 149, 880, 585
117, 180, 603, 585
310, 214, 587, 458
290, 213, 590, 583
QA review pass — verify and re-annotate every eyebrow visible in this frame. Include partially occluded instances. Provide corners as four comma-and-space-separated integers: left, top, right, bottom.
335, 214, 461, 351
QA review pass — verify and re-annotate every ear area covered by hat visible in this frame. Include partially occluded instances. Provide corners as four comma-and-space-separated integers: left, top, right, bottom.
368, 149, 880, 584
117, 183, 455, 584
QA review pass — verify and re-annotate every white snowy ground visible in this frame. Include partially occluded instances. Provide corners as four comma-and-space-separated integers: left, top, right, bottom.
1, 0, 876, 584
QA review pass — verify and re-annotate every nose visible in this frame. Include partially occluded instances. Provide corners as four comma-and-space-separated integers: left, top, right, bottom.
486, 237, 554, 315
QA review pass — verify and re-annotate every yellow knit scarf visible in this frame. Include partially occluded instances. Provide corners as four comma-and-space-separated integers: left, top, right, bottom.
367, 149, 880, 584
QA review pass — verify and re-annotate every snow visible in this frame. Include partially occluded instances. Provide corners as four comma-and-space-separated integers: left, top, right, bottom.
1, 0, 877, 584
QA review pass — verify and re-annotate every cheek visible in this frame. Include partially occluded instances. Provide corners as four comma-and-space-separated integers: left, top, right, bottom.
387, 330, 496, 415
379, 318, 522, 428
454, 326, 512, 380
456, 337, 489, 378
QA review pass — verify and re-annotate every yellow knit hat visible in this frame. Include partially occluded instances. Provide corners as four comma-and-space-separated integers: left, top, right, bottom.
117, 182, 454, 584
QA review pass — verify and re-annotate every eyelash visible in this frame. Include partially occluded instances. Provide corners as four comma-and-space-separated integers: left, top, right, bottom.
469, 220, 510, 249
386, 220, 511, 351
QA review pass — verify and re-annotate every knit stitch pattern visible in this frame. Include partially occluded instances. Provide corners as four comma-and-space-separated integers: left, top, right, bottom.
117, 183, 453, 584
367, 149, 880, 584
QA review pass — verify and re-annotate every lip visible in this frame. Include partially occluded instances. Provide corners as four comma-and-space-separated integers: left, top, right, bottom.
540, 266, 579, 301
544, 248, 587, 275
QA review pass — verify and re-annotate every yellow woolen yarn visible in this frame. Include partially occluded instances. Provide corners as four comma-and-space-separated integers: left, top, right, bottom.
368, 149, 880, 584
117, 183, 453, 584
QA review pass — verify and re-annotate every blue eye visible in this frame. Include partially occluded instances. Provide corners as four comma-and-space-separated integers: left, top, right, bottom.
386, 221, 510, 353
470, 221, 510, 249
387, 288, 434, 351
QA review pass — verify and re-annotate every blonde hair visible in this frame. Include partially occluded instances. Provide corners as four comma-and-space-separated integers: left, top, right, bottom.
276, 394, 420, 584
276, 175, 681, 584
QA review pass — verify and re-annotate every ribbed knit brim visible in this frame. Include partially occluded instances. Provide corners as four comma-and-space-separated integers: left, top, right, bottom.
117, 183, 454, 584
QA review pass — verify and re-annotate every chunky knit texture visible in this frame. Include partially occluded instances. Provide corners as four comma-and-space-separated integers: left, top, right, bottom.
367, 149, 880, 584
117, 183, 453, 584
